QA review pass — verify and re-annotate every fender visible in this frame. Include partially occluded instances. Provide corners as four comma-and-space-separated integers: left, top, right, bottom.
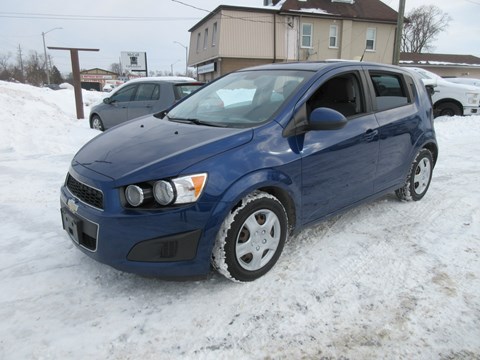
198, 168, 301, 257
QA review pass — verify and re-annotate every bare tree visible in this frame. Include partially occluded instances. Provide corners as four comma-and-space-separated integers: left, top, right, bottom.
402, 5, 452, 53
0, 52, 11, 72
110, 62, 122, 75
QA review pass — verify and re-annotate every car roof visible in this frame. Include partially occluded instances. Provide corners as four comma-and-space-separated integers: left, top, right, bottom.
126, 76, 200, 84
239, 60, 408, 73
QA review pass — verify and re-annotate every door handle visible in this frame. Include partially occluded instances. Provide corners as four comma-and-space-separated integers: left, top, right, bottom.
364, 129, 378, 142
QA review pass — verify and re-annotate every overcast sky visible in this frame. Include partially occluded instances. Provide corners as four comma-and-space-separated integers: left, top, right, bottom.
0, 0, 479, 75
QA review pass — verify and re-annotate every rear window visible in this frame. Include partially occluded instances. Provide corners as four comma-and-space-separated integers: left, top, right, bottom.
370, 72, 411, 111
174, 83, 204, 100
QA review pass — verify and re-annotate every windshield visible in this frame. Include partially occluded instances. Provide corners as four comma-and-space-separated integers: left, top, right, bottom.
166, 70, 313, 128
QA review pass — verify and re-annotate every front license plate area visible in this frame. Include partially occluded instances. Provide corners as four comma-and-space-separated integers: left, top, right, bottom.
61, 207, 83, 245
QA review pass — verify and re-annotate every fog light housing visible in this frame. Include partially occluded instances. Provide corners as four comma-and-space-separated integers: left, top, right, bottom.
125, 185, 150, 207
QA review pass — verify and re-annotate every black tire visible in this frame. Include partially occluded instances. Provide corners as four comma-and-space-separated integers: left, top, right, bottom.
435, 102, 462, 117
90, 115, 104, 131
396, 149, 433, 201
212, 191, 288, 282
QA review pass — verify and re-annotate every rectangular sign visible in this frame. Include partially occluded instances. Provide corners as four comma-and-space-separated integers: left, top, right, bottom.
121, 51, 147, 72
198, 62, 215, 75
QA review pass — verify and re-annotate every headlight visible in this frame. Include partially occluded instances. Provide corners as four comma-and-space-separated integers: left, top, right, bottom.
124, 173, 207, 208
466, 92, 480, 105
171, 173, 208, 204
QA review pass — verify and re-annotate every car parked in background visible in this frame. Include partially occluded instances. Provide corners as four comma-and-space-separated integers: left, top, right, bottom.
62, 61, 438, 282
102, 84, 116, 92
445, 77, 480, 88
406, 67, 480, 117
90, 77, 204, 131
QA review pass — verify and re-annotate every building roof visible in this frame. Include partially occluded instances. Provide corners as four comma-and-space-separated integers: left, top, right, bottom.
400, 53, 480, 68
189, 0, 398, 32
277, 0, 398, 23
80, 68, 118, 75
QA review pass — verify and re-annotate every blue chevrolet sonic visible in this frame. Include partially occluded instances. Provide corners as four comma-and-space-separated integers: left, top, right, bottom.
60, 61, 438, 282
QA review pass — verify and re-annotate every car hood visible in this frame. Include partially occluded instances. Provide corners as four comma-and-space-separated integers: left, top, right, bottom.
73, 115, 253, 183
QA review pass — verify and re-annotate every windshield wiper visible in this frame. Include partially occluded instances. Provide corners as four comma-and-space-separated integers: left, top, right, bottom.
167, 116, 227, 127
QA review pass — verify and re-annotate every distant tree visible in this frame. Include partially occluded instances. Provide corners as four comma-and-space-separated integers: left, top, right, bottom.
402, 5, 452, 53
110, 62, 122, 75
11, 66, 24, 83
65, 72, 74, 85
24, 51, 46, 86
50, 65, 64, 84
0, 52, 11, 72
186, 68, 196, 79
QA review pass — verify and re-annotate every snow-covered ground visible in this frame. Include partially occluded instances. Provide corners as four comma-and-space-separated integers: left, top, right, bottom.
0, 81, 479, 359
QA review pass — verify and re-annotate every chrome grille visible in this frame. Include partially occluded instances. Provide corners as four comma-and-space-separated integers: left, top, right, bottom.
66, 173, 104, 209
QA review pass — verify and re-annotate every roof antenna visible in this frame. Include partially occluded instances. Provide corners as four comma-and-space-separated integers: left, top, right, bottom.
360, 47, 367, 62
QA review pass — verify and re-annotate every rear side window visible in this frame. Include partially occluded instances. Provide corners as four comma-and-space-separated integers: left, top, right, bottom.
174, 84, 203, 100
134, 83, 160, 101
370, 72, 410, 111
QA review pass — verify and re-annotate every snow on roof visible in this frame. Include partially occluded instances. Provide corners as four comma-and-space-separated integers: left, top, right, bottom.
291, 8, 333, 15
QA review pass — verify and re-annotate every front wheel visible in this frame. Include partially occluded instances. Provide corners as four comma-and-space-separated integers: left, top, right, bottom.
90, 115, 104, 131
212, 191, 288, 282
435, 102, 462, 117
396, 149, 433, 201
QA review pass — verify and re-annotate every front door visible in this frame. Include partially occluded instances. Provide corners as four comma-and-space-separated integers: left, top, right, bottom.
299, 71, 380, 224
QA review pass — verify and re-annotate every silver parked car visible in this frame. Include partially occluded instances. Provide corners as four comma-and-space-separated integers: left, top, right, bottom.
89, 77, 203, 131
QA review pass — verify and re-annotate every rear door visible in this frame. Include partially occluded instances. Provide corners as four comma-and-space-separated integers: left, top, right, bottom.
299, 68, 380, 224
365, 67, 422, 192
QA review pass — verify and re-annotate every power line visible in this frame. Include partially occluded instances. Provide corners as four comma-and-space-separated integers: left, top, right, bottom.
0, 12, 199, 22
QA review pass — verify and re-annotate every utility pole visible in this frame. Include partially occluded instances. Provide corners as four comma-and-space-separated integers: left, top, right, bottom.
17, 44, 24, 82
393, 0, 406, 65
41, 27, 62, 84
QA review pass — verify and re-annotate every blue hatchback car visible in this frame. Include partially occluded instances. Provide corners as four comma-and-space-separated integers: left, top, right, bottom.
60, 61, 438, 282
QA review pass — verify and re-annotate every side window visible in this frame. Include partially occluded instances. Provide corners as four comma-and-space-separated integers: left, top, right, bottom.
329, 25, 338, 48
370, 72, 411, 111
366, 28, 376, 51
110, 85, 136, 103
301, 23, 313, 48
134, 83, 159, 101
307, 73, 364, 118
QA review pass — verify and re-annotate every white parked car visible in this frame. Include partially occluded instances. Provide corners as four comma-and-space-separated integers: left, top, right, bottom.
406, 67, 480, 117
445, 77, 480, 88
102, 84, 116, 92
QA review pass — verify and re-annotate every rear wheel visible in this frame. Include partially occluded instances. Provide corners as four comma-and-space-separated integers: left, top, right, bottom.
435, 102, 462, 117
90, 115, 104, 131
212, 191, 288, 282
396, 149, 433, 201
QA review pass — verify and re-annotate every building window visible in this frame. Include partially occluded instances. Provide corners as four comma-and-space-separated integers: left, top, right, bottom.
329, 25, 338, 48
301, 23, 313, 48
196, 32, 201, 53
203, 28, 209, 50
212, 22, 218, 47
366, 28, 376, 51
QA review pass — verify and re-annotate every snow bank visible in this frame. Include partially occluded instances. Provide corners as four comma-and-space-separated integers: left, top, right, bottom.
0, 81, 479, 359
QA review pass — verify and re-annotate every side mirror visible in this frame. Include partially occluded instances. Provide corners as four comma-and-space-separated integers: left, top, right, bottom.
425, 85, 436, 96
309, 107, 347, 131
103, 97, 113, 104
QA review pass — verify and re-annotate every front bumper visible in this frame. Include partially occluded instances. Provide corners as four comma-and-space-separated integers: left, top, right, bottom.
59, 166, 217, 278
464, 105, 479, 116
